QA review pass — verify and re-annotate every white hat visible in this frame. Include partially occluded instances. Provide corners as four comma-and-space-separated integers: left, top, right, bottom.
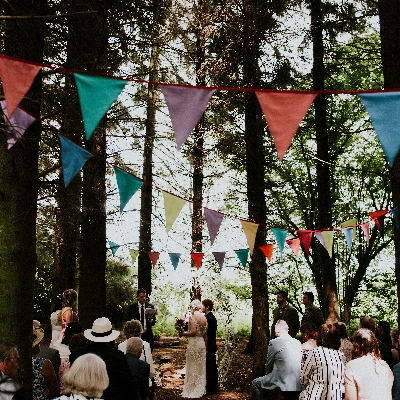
32, 326, 44, 348
84, 317, 120, 343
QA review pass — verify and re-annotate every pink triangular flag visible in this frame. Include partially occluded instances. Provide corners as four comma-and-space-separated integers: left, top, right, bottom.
160, 85, 215, 149
259, 244, 274, 261
297, 230, 313, 257
255, 91, 316, 161
191, 253, 204, 270
204, 208, 224, 245
240, 220, 259, 255
148, 252, 160, 268
0, 57, 42, 117
360, 221, 370, 245
286, 238, 300, 257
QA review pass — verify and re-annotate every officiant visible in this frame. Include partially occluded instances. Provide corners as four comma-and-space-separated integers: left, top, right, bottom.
127, 288, 157, 351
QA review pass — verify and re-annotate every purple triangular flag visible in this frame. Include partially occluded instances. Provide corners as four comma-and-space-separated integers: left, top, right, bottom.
314, 231, 326, 249
1, 100, 36, 149
160, 85, 216, 150
204, 207, 224, 245
212, 251, 226, 270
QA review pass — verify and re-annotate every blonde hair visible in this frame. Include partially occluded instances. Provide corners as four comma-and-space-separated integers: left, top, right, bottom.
190, 299, 202, 311
65, 353, 109, 398
124, 320, 143, 339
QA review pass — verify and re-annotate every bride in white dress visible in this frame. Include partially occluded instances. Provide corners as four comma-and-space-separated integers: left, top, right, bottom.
180, 299, 208, 398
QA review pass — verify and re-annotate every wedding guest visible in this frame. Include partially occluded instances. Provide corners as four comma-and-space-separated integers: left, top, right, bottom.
271, 290, 300, 338
335, 321, 353, 364
36, 324, 61, 379
391, 327, 400, 365
345, 328, 393, 400
300, 323, 317, 366
54, 322, 82, 363
301, 292, 324, 331
50, 293, 63, 347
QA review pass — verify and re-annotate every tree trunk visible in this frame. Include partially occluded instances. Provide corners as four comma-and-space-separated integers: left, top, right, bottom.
377, 0, 400, 327
1, 1, 46, 397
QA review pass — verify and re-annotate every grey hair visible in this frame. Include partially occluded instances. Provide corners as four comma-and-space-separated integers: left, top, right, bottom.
275, 320, 289, 334
65, 353, 109, 398
190, 299, 202, 311
126, 337, 143, 357
124, 320, 143, 339
0, 341, 18, 363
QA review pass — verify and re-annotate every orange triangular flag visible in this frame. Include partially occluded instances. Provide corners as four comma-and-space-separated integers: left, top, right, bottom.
255, 91, 316, 161
191, 253, 204, 270
369, 210, 387, 238
286, 238, 301, 257
240, 220, 259, 255
0, 57, 42, 117
297, 230, 313, 257
148, 252, 160, 268
259, 244, 274, 261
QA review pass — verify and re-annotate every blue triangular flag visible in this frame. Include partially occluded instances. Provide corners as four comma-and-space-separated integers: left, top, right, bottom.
169, 253, 181, 270
59, 134, 93, 187
114, 167, 143, 213
234, 249, 249, 268
342, 227, 353, 253
109, 241, 120, 256
391, 207, 400, 230
271, 228, 287, 257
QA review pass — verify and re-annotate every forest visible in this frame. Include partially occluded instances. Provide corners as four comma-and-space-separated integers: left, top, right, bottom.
1, 0, 400, 398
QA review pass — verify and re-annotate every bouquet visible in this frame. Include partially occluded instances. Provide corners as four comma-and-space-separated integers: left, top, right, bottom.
175, 317, 188, 336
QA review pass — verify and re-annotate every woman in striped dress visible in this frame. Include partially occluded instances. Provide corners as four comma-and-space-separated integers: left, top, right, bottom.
300, 324, 345, 400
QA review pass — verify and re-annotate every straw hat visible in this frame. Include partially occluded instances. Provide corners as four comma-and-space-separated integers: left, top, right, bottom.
32, 326, 44, 348
84, 317, 120, 343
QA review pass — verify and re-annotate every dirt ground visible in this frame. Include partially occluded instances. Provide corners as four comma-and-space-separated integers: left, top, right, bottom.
152, 337, 253, 400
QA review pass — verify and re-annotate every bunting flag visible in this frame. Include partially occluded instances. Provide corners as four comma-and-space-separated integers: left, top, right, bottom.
297, 230, 313, 257
204, 207, 224, 245
342, 227, 353, 252
1, 100, 36, 148
212, 251, 225, 269
148, 252, 160, 267
109, 241, 120, 255
59, 134, 93, 187
360, 221, 370, 245
314, 232, 326, 249
114, 167, 143, 213
74, 73, 128, 140
286, 238, 300, 257
259, 244, 274, 262
359, 92, 400, 167
255, 91, 316, 161
162, 192, 186, 232
321, 231, 334, 258
191, 253, 204, 270
391, 207, 400, 230
169, 253, 181, 270
369, 210, 388, 238
235, 248, 249, 268
129, 249, 139, 264
240, 220, 259, 255
0, 57, 42, 118
341, 218, 357, 240
160, 85, 216, 149
271, 228, 287, 257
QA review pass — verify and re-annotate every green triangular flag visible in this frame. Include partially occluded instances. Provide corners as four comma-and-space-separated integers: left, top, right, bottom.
129, 249, 139, 264
109, 241, 120, 256
74, 73, 128, 140
235, 248, 249, 268
114, 167, 143, 213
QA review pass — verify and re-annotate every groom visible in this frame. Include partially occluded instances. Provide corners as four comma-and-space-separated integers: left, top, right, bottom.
127, 288, 156, 350
202, 298, 219, 395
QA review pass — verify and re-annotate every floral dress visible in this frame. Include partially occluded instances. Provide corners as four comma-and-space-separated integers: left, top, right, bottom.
32, 357, 47, 400
181, 316, 207, 398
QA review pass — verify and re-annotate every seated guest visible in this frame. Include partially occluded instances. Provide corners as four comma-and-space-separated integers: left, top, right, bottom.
69, 317, 136, 400
36, 324, 61, 378
345, 328, 393, 400
300, 324, 344, 400
252, 320, 302, 400
0, 340, 26, 400
53, 353, 109, 400
300, 323, 317, 367
126, 337, 150, 400
393, 358, 400, 400
335, 322, 353, 364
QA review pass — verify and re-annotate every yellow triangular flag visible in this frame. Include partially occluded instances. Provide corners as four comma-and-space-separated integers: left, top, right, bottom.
341, 218, 357, 240
321, 231, 334, 258
163, 192, 186, 232
240, 220, 259, 255
129, 249, 139, 265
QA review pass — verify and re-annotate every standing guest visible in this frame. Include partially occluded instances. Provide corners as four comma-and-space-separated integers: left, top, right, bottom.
54, 322, 82, 364
335, 322, 353, 364
127, 289, 156, 351
300, 292, 324, 331
126, 337, 150, 400
202, 298, 219, 395
300, 324, 345, 400
50, 294, 63, 348
391, 327, 400, 365
53, 353, 109, 400
69, 317, 136, 400
252, 320, 302, 400
300, 323, 317, 366
271, 290, 300, 338
0, 340, 26, 400
344, 328, 393, 400
59, 289, 78, 340
32, 326, 59, 400
393, 357, 400, 400
376, 321, 392, 347
36, 324, 61, 379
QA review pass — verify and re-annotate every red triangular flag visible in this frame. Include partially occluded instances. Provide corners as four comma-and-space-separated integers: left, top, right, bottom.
286, 238, 301, 258
191, 253, 204, 270
297, 230, 313, 257
148, 252, 160, 268
259, 244, 274, 261
369, 210, 387, 238
255, 91, 316, 161
0, 57, 42, 117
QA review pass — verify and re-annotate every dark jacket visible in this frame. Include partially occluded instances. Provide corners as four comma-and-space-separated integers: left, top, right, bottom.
127, 302, 156, 349
125, 353, 150, 400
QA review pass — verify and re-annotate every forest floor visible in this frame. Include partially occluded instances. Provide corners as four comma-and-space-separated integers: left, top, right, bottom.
152, 336, 253, 400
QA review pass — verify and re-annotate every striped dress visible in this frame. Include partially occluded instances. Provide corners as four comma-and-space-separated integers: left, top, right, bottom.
300, 346, 345, 400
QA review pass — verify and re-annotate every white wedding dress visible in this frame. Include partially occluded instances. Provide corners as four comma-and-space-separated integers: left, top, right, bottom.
181, 315, 207, 398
